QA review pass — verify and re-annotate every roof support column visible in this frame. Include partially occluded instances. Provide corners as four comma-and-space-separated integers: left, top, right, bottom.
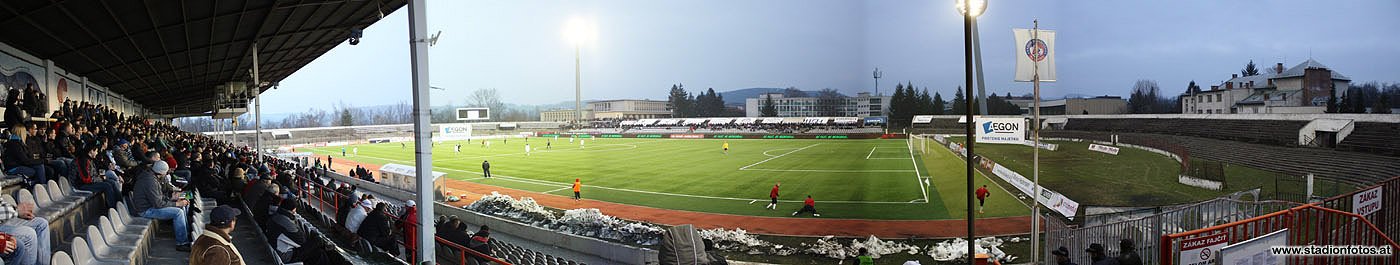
407, 0, 436, 263
253, 41, 262, 162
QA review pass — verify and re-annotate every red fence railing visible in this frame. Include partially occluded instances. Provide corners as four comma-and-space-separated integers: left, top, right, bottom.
295, 173, 511, 265
1160, 200, 1399, 264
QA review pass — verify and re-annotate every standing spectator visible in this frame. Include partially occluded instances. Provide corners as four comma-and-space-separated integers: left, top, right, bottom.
357, 203, 394, 252
398, 200, 419, 258
975, 185, 990, 214
190, 206, 244, 265
854, 247, 873, 265
481, 160, 491, 179
132, 161, 192, 251
765, 182, 780, 210
1052, 246, 1078, 265
4, 124, 46, 187
335, 185, 354, 224
1086, 243, 1118, 265
572, 178, 582, 200
4, 88, 28, 128
1117, 239, 1142, 265
792, 195, 819, 217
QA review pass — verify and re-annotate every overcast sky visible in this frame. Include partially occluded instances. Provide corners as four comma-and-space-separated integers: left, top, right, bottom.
259, 0, 1400, 114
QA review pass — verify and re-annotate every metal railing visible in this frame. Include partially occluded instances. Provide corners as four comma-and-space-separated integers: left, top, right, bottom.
1045, 197, 1300, 265
1159, 204, 1398, 265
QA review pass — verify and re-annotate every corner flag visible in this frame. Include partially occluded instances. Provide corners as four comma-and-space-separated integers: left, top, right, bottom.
1013, 28, 1056, 82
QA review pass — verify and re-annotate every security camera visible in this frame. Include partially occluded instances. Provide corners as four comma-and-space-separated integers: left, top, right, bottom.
348, 28, 364, 45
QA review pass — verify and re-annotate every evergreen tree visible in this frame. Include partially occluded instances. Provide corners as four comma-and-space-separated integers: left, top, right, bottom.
667, 84, 694, 118
1241, 60, 1260, 76
338, 109, 353, 126
760, 94, 778, 117
951, 87, 967, 115
917, 88, 933, 115
932, 92, 946, 115
889, 83, 907, 125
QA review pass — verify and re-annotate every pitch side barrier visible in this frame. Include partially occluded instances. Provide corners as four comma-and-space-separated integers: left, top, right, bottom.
1158, 176, 1400, 265
538, 132, 903, 139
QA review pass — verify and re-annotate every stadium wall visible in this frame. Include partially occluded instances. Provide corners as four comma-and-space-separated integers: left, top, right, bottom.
433, 203, 660, 265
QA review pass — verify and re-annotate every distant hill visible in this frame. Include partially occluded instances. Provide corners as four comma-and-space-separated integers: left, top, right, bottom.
718, 87, 829, 106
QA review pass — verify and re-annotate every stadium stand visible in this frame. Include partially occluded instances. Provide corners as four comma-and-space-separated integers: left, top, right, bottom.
1044, 130, 1400, 186
1063, 118, 1309, 146
1336, 122, 1400, 156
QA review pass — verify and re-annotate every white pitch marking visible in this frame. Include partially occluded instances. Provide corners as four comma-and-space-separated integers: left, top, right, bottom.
739, 144, 820, 171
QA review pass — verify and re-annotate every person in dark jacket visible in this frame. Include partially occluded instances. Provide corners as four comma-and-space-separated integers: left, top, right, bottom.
356, 202, 395, 252
130, 161, 192, 251
3, 88, 27, 129
1086, 243, 1119, 265
466, 225, 492, 265
1116, 239, 1142, 265
1052, 246, 1079, 265
75, 145, 121, 208
3, 124, 45, 187
266, 199, 306, 262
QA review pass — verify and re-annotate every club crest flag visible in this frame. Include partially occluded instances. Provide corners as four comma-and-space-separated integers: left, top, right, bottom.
1014, 28, 1056, 82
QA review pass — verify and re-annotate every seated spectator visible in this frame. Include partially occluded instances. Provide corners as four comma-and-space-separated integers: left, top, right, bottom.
398, 200, 419, 258
345, 195, 374, 232
75, 145, 122, 209
4, 124, 46, 187
0, 199, 50, 265
132, 161, 192, 251
190, 205, 244, 265
357, 202, 395, 252
266, 199, 306, 262
467, 225, 492, 265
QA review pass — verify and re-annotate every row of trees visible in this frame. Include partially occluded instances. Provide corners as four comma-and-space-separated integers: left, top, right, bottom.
1337, 82, 1398, 114
885, 82, 1024, 127
668, 84, 742, 118
1127, 79, 1181, 114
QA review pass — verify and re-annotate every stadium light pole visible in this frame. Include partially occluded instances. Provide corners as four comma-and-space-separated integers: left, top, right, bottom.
565, 18, 595, 126
957, 0, 985, 263
407, 0, 436, 263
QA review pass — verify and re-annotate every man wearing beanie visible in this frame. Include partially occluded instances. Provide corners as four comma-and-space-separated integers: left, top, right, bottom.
191, 205, 245, 265
131, 161, 193, 251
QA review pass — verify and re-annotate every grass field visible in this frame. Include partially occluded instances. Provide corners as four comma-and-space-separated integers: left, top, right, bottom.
940, 137, 1355, 206
306, 137, 1029, 220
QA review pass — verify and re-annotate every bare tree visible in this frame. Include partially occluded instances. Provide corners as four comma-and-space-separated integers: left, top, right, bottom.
467, 88, 506, 120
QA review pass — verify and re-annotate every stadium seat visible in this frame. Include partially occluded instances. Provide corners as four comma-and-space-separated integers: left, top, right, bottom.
72, 236, 129, 265
59, 178, 95, 197
99, 216, 145, 246
86, 225, 138, 263
48, 180, 88, 207
52, 251, 75, 265
115, 202, 153, 227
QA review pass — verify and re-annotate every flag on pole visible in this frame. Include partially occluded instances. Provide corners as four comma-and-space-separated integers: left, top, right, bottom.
1013, 28, 1056, 82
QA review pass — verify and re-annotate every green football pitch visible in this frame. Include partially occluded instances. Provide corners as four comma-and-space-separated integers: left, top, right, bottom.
305, 137, 1030, 220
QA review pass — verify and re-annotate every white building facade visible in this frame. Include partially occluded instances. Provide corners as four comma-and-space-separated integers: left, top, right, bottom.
744, 92, 890, 117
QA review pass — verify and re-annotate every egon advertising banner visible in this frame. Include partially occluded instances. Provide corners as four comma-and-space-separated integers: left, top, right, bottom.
976, 118, 1025, 144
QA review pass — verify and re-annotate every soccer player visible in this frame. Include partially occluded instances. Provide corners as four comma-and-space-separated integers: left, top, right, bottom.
546, 140, 552, 150
580, 139, 585, 149
766, 182, 780, 210
723, 141, 730, 155
525, 144, 531, 156
401, 143, 405, 149
792, 195, 819, 217
976, 185, 990, 214
353, 147, 358, 156
481, 160, 491, 179
455, 144, 461, 154
341, 147, 346, 156
572, 178, 582, 200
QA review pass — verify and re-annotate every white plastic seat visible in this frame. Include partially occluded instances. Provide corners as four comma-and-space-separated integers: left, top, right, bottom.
99, 216, 143, 246
72, 237, 128, 265
59, 178, 95, 196
34, 185, 77, 211
115, 202, 153, 227
1, 194, 15, 205
107, 208, 148, 234
48, 181, 87, 206
85, 225, 137, 262
52, 250, 76, 265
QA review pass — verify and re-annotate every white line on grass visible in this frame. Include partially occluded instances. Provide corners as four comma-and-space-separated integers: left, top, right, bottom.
930, 138, 1034, 210
908, 136, 929, 203
739, 144, 820, 171
331, 142, 922, 205
866, 147, 878, 159
544, 187, 571, 193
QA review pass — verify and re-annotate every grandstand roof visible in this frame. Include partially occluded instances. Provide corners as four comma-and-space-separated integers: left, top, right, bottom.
0, 0, 407, 116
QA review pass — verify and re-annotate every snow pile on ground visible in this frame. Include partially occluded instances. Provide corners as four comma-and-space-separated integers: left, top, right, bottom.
698, 228, 796, 256
557, 208, 665, 245
801, 235, 922, 259
465, 193, 665, 245
926, 237, 1016, 263
465, 192, 556, 226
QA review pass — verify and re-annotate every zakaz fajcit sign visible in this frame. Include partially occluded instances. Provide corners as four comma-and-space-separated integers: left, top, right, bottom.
1179, 232, 1229, 265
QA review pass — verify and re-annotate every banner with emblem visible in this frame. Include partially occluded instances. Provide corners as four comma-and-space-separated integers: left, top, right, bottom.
1013, 28, 1056, 82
